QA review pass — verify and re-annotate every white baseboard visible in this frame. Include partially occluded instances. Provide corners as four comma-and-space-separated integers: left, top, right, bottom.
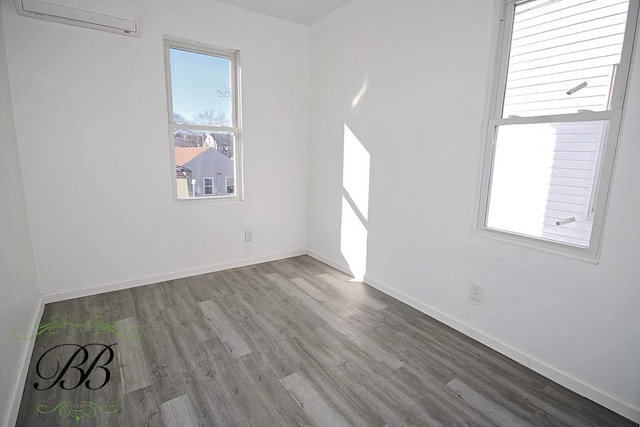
8, 250, 306, 426
306, 249, 354, 277
305, 249, 640, 423
5, 296, 45, 427
30, 249, 640, 424
43, 250, 307, 303
360, 273, 640, 424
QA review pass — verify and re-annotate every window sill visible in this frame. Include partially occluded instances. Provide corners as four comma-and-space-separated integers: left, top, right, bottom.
472, 227, 600, 265
173, 194, 243, 206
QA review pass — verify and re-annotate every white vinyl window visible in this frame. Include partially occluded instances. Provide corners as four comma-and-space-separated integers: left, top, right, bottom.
478, 0, 638, 260
164, 38, 242, 201
203, 177, 214, 195
225, 176, 235, 195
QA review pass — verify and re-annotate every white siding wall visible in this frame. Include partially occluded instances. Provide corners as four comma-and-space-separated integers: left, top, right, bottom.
541, 121, 607, 246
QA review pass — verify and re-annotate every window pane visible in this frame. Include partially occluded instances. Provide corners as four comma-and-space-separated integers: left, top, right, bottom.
487, 120, 609, 247
174, 129, 236, 199
225, 177, 235, 195
503, 0, 630, 118
169, 48, 232, 126
203, 177, 214, 195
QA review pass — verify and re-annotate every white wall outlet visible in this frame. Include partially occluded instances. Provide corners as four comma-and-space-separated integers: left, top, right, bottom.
471, 283, 483, 303
244, 230, 252, 242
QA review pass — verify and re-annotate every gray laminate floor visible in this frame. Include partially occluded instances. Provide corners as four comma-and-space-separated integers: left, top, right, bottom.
15, 256, 637, 426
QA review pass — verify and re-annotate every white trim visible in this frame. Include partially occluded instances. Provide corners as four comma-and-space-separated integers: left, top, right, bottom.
172, 194, 239, 206
42, 250, 306, 304
5, 296, 45, 427
225, 176, 235, 195
491, 0, 515, 119
14, 253, 640, 424
489, 109, 619, 126
203, 176, 214, 195
163, 37, 237, 60
359, 273, 640, 424
235, 58, 245, 202
172, 123, 237, 133
611, 0, 640, 109
306, 249, 354, 277
472, 0, 506, 237
305, 250, 639, 423
472, 227, 599, 263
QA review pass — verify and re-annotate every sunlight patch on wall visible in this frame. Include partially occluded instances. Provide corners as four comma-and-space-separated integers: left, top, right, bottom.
351, 79, 368, 110
340, 124, 370, 281
342, 124, 370, 219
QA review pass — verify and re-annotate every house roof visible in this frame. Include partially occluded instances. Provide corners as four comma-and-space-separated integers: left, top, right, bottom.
174, 147, 210, 166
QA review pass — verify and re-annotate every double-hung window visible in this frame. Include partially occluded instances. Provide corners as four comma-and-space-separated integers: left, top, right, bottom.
478, 0, 639, 259
203, 177, 214, 195
164, 38, 242, 201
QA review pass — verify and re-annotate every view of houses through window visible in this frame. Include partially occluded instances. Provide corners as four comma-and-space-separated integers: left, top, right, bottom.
165, 41, 240, 200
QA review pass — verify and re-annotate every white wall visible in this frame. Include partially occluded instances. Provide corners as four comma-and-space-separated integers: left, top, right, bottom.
1, 0, 309, 296
0, 3, 42, 426
3, 0, 639, 422
308, 0, 640, 422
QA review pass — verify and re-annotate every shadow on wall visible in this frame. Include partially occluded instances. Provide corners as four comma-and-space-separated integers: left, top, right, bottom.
340, 123, 370, 281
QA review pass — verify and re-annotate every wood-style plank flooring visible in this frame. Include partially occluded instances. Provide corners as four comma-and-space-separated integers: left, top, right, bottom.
16, 256, 637, 426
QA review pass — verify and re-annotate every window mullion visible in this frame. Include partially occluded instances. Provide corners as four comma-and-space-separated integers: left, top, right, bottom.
489, 110, 618, 127
172, 123, 238, 133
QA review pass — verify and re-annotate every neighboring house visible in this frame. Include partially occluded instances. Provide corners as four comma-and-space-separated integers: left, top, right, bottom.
175, 147, 234, 197
175, 165, 192, 199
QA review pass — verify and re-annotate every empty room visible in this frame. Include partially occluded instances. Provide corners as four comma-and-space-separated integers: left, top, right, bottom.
1, 0, 639, 425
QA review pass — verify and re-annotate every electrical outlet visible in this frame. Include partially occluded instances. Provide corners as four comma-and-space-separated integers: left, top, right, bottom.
244, 230, 252, 242
470, 283, 483, 303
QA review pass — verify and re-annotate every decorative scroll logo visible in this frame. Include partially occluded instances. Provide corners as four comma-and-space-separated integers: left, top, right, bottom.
37, 401, 120, 422
34, 343, 116, 391
11, 312, 141, 422
13, 314, 142, 341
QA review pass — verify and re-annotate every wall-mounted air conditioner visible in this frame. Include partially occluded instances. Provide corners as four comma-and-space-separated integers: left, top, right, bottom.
14, 0, 141, 37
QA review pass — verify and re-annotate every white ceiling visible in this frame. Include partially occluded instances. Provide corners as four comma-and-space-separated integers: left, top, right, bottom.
212, 0, 353, 25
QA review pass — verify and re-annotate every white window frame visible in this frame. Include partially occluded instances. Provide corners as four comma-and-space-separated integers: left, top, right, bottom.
164, 37, 243, 203
203, 177, 214, 195
476, 0, 639, 261
225, 176, 234, 195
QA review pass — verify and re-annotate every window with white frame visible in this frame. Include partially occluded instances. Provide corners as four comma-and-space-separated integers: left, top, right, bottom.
225, 176, 235, 195
203, 177, 214, 195
164, 38, 241, 200
478, 0, 638, 258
